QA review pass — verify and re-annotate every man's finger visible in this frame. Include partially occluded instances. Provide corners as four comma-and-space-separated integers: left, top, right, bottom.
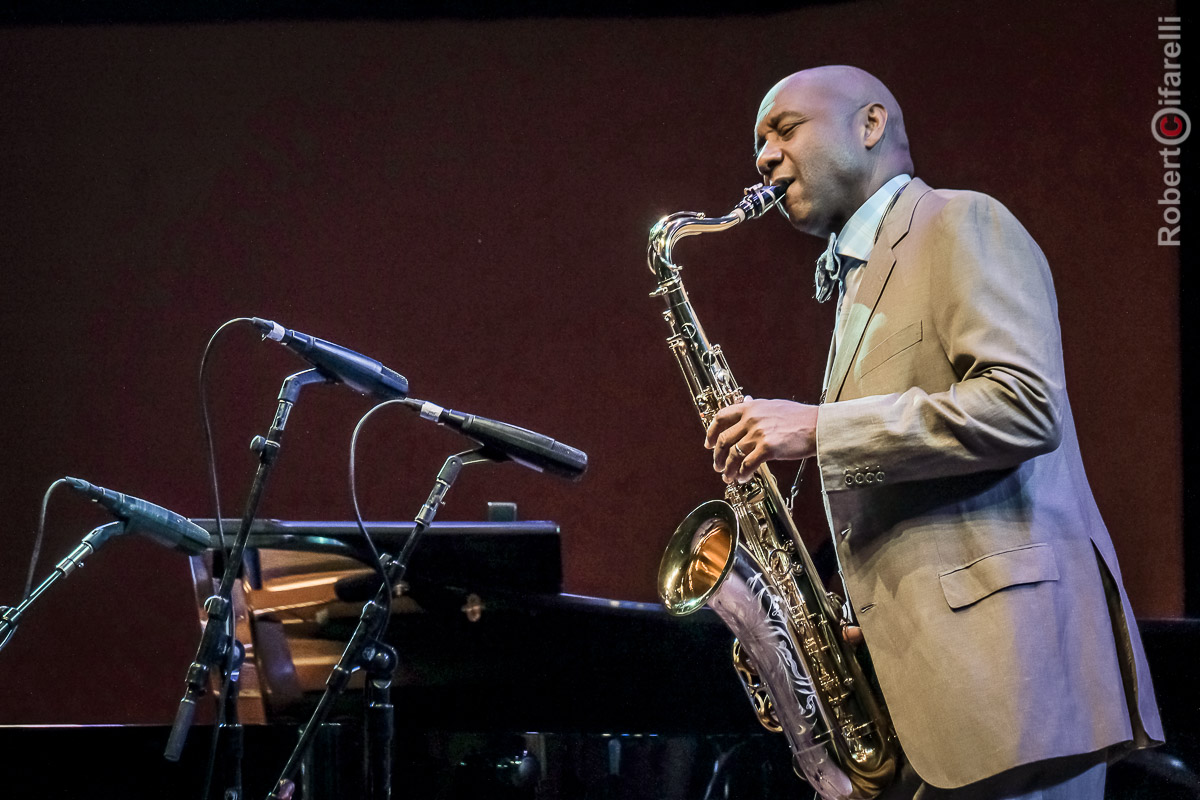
705, 401, 749, 448
734, 442, 763, 483
713, 422, 750, 473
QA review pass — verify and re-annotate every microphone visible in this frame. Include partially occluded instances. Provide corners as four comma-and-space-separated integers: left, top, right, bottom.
408, 400, 587, 481
63, 478, 212, 555
250, 318, 408, 401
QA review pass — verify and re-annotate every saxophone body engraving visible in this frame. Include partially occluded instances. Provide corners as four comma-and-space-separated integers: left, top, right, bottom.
650, 185, 899, 800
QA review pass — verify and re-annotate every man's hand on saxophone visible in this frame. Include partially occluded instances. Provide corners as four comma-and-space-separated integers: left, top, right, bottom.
704, 397, 819, 484
706, 398, 865, 651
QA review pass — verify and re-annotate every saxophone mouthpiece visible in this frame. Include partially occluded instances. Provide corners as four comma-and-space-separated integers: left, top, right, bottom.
735, 183, 786, 221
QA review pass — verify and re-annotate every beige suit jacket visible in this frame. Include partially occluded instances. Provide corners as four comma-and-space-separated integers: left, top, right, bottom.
814, 178, 1164, 789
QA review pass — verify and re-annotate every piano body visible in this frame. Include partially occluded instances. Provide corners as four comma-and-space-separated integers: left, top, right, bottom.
180, 516, 789, 800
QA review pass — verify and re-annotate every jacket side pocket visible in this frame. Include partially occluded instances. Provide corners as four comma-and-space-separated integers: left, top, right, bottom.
938, 542, 1059, 609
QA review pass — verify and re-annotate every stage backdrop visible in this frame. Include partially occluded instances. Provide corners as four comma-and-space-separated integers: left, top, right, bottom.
0, 0, 1182, 724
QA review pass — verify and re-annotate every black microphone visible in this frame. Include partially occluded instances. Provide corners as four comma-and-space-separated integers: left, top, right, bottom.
63, 478, 212, 555
250, 318, 408, 401
408, 400, 587, 481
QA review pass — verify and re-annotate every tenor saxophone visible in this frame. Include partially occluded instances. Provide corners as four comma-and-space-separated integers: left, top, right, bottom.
649, 184, 899, 800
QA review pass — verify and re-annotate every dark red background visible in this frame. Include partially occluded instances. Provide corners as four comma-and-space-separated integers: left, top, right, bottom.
0, 0, 1183, 724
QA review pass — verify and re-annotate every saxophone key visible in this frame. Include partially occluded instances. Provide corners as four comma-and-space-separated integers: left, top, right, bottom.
766, 547, 792, 575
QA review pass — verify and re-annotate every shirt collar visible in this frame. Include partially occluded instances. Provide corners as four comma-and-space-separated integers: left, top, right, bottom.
835, 173, 912, 263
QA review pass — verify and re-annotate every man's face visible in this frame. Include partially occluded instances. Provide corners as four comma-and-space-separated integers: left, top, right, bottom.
754, 76, 865, 237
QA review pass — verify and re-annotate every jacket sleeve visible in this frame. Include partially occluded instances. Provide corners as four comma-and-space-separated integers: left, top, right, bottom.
815, 191, 1066, 493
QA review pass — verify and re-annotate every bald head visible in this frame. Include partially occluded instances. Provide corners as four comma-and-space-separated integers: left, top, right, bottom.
758, 67, 911, 158
754, 66, 913, 236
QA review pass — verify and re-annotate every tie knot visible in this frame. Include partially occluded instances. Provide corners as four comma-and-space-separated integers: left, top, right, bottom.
814, 233, 841, 303
821, 233, 841, 274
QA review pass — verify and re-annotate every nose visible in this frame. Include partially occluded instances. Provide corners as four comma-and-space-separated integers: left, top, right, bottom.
755, 141, 781, 180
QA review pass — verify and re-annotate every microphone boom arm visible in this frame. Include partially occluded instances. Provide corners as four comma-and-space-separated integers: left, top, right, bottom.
264, 447, 491, 800
166, 368, 332, 762
0, 522, 125, 654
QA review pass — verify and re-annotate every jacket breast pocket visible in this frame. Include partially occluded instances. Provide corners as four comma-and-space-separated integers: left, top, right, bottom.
858, 320, 923, 378
937, 542, 1059, 609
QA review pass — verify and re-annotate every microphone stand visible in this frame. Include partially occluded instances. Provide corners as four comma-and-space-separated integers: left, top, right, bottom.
264, 448, 495, 800
0, 522, 125, 654
167, 368, 332, 763
218, 639, 247, 800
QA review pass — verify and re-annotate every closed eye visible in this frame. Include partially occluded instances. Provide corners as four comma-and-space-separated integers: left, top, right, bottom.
753, 115, 807, 156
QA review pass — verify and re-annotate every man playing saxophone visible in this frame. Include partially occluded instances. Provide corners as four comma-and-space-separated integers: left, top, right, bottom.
704, 66, 1162, 799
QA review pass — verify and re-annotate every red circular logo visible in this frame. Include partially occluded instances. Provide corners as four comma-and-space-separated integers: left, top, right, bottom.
1153, 108, 1191, 144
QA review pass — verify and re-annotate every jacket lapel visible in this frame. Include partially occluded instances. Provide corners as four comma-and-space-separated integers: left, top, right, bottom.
824, 178, 931, 401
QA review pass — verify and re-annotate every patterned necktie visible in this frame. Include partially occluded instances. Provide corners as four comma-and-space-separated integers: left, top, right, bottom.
814, 232, 841, 303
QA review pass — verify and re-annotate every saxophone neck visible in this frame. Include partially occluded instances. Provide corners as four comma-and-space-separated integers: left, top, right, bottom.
647, 212, 733, 284
647, 183, 786, 284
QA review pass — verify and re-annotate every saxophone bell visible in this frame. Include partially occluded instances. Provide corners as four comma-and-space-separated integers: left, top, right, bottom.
659, 500, 739, 616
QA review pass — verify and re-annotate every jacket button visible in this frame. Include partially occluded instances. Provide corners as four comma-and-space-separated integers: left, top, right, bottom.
854, 472, 865, 485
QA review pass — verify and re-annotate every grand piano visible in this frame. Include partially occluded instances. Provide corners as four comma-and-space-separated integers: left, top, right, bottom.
180, 512, 791, 800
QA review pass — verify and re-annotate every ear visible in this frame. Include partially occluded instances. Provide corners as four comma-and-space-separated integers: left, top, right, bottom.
863, 103, 888, 149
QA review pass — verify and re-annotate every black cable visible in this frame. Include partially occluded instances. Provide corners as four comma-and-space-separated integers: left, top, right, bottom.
4, 479, 71, 652
195, 317, 255, 800
199, 317, 254, 554
348, 399, 406, 637
258, 400, 411, 799
22, 478, 69, 601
